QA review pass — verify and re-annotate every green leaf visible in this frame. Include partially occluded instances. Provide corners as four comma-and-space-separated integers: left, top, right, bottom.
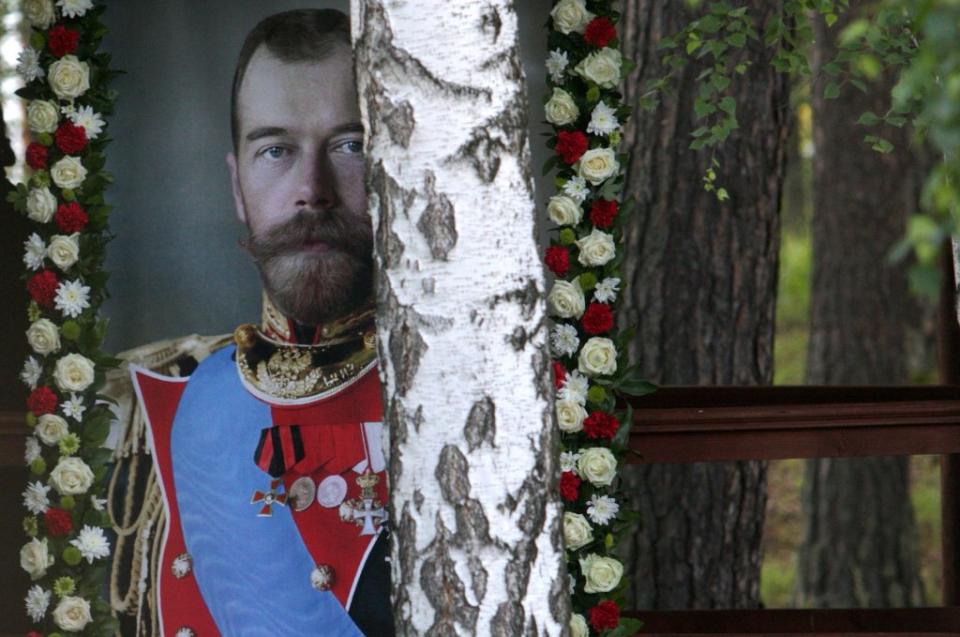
825, 13, 838, 27
824, 82, 840, 99
857, 111, 880, 126
719, 96, 737, 115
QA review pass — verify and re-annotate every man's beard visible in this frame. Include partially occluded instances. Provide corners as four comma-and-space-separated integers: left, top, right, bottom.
245, 209, 373, 327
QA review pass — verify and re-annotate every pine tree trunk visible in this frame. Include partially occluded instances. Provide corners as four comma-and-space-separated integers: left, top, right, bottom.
618, 0, 790, 608
352, 2, 568, 634
797, 3, 926, 608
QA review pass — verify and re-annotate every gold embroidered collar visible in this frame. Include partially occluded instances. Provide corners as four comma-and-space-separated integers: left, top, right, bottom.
234, 301, 377, 401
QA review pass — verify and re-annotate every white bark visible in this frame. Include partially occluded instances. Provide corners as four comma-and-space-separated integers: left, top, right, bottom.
352, 2, 568, 635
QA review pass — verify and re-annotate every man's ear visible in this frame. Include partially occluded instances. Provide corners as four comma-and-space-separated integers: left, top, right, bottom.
226, 152, 247, 225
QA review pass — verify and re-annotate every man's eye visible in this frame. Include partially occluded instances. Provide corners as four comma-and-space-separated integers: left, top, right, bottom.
260, 146, 286, 159
336, 140, 363, 155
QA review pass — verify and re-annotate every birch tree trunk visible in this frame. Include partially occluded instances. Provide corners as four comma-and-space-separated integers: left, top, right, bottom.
352, 2, 568, 635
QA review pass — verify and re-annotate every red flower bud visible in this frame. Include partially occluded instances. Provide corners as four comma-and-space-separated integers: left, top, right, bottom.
553, 360, 567, 390
560, 471, 581, 501
27, 386, 58, 416
584, 17, 617, 48
589, 199, 619, 229
55, 121, 88, 155
582, 302, 614, 335
27, 270, 59, 307
26, 142, 48, 170
545, 245, 571, 277
48, 25, 81, 57
583, 411, 620, 439
589, 600, 621, 631
44, 507, 73, 537
555, 130, 588, 164
55, 201, 89, 233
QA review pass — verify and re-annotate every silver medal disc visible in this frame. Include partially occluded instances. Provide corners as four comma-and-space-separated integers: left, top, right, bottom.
289, 476, 316, 512
317, 475, 348, 508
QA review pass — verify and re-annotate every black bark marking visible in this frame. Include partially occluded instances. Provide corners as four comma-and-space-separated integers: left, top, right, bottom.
454, 96, 526, 183
468, 555, 488, 604
487, 278, 540, 320
481, 4, 503, 41
464, 396, 496, 452
414, 488, 425, 513
509, 325, 530, 352
383, 98, 416, 148
490, 601, 524, 637
417, 171, 458, 261
384, 287, 427, 397
436, 444, 471, 503
370, 160, 409, 270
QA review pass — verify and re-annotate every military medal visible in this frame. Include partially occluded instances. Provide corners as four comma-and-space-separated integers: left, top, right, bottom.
250, 479, 287, 517
339, 425, 387, 535
316, 475, 348, 508
289, 476, 316, 511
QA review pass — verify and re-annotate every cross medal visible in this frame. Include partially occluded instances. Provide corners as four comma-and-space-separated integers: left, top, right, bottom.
340, 470, 387, 536
251, 479, 288, 517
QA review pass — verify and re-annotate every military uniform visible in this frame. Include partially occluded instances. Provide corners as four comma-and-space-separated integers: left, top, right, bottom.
133, 304, 392, 636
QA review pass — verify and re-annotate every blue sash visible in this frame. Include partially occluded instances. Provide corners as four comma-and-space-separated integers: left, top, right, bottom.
171, 346, 363, 636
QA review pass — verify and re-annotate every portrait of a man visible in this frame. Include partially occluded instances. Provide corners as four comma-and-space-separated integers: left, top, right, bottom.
124, 9, 392, 636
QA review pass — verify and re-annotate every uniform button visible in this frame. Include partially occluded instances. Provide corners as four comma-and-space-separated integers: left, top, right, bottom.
171, 553, 192, 579
311, 564, 335, 592
175, 627, 195, 637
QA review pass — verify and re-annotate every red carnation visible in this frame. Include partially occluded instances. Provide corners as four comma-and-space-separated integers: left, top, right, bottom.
560, 471, 581, 502
590, 199, 619, 229
545, 246, 570, 277
55, 201, 89, 233
582, 302, 614, 335
584, 17, 617, 48
589, 600, 621, 631
553, 360, 567, 390
55, 121, 88, 155
44, 507, 73, 537
555, 130, 588, 164
27, 270, 59, 307
26, 142, 47, 170
27, 386, 58, 416
583, 411, 620, 439
48, 25, 80, 57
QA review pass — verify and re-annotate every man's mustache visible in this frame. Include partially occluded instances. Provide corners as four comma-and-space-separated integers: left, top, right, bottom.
245, 210, 370, 262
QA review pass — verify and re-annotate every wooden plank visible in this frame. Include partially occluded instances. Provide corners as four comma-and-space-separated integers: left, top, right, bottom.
628, 607, 960, 634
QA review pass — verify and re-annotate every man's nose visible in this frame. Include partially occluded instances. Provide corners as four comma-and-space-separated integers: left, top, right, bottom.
295, 152, 338, 211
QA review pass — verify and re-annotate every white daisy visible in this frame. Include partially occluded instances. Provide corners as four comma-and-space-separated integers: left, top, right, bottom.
594, 277, 621, 304
62, 393, 86, 420
60, 104, 76, 116
559, 370, 589, 405
586, 494, 620, 525
562, 176, 590, 203
57, 0, 94, 18
546, 49, 570, 84
16, 47, 44, 83
70, 525, 110, 563
25, 584, 51, 622
23, 481, 51, 515
90, 495, 107, 512
54, 279, 91, 318
68, 105, 105, 140
21, 356, 43, 390
23, 234, 47, 271
550, 324, 580, 357
560, 450, 581, 473
25, 436, 41, 465
587, 101, 620, 137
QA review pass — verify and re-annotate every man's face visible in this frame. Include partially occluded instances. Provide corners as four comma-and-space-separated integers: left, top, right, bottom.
227, 44, 371, 326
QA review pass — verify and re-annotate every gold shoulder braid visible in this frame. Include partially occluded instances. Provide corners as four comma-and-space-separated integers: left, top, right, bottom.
234, 306, 377, 400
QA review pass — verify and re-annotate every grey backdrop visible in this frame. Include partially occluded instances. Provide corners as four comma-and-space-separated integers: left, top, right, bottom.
101, 1, 552, 352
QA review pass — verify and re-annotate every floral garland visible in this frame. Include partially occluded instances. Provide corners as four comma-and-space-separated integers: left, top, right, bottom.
544, 1, 650, 635
10, 0, 119, 634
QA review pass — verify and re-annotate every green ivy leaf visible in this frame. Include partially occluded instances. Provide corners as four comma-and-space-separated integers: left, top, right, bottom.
824, 82, 841, 99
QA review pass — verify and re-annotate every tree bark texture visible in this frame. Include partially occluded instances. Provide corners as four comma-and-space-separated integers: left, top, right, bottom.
353, 2, 568, 634
798, 3, 926, 608
618, 0, 790, 609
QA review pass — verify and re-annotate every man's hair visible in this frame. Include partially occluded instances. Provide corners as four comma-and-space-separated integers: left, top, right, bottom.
231, 9, 351, 149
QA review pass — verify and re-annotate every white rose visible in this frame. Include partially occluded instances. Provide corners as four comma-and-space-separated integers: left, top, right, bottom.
26, 318, 60, 355
564, 512, 594, 551
27, 100, 60, 134
548, 280, 585, 319
51, 156, 87, 190
37, 414, 69, 446
53, 596, 92, 632
575, 228, 616, 267
570, 613, 589, 637
48, 233, 80, 270
54, 353, 95, 392
579, 553, 624, 593
48, 55, 90, 100
546, 195, 583, 227
550, 0, 593, 34
544, 88, 579, 127
578, 147, 620, 185
578, 336, 617, 377
578, 447, 618, 487
50, 456, 94, 495
575, 47, 622, 89
20, 538, 53, 580
26, 187, 57, 223
556, 399, 587, 433
23, 0, 55, 28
